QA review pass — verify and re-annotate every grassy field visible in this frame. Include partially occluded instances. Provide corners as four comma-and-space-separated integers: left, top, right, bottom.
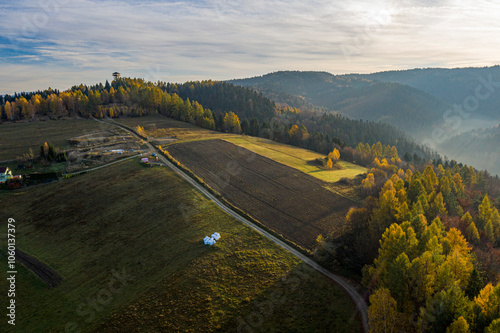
0, 160, 361, 332
0, 119, 114, 161
116, 115, 367, 183
225, 136, 367, 183
115, 115, 238, 144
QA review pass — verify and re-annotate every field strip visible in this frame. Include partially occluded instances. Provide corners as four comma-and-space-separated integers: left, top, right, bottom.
97, 118, 369, 333
65, 154, 143, 176
224, 137, 317, 163
15, 249, 63, 288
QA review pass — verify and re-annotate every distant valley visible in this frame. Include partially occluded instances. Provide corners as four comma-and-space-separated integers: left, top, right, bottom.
229, 66, 500, 174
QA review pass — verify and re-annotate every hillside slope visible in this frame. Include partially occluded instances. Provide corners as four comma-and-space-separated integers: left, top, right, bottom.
0, 155, 361, 332
438, 123, 500, 176
362, 66, 500, 121
229, 71, 449, 137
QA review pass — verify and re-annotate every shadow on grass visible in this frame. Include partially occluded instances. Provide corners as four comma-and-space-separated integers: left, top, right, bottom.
219, 262, 363, 333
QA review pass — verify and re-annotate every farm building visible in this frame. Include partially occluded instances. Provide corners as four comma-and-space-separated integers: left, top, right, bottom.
0, 167, 13, 183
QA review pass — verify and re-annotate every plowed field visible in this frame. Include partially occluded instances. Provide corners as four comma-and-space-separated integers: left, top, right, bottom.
168, 139, 356, 249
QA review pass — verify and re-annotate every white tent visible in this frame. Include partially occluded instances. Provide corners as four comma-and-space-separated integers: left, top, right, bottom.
203, 232, 221, 246
203, 236, 215, 246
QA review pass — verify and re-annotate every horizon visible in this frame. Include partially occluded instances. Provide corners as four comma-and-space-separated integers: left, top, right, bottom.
2, 0, 500, 95
2, 64, 500, 97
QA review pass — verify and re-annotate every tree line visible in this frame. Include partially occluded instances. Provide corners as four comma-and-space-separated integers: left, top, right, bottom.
2, 77, 441, 165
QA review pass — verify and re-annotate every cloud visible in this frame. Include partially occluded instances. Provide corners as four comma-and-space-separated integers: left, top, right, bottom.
0, 0, 499, 94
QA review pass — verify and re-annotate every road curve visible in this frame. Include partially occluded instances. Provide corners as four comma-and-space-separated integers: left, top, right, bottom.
98, 118, 369, 332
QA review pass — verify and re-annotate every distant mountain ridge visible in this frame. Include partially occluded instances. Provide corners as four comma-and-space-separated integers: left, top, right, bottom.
438, 124, 500, 176
360, 66, 500, 119
228, 70, 450, 137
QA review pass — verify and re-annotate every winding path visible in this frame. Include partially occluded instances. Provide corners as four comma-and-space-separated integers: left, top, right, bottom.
98, 118, 369, 332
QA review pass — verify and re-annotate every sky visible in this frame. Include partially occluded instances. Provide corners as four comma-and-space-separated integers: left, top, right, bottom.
1, 0, 499, 94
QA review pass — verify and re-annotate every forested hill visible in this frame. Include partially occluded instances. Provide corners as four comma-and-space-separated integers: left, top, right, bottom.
228, 71, 450, 137
163, 81, 276, 121
0, 76, 438, 162
360, 65, 500, 120
159, 80, 439, 162
438, 124, 500, 176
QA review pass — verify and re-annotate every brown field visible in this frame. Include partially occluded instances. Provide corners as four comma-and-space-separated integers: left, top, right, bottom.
167, 139, 357, 249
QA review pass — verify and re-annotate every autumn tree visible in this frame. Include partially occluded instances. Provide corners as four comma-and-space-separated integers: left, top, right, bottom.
453, 173, 465, 196
474, 283, 496, 318
485, 220, 496, 243
446, 316, 470, 333
17, 96, 29, 118
478, 195, 493, 229
326, 157, 333, 170
368, 288, 403, 333
29, 94, 41, 120
222, 111, 241, 133
40, 142, 57, 161
288, 124, 309, 144
362, 173, 376, 193
465, 222, 480, 244
328, 148, 340, 164
430, 192, 448, 218
422, 165, 439, 194
4, 101, 14, 121
371, 181, 400, 237
418, 284, 470, 333
485, 319, 500, 333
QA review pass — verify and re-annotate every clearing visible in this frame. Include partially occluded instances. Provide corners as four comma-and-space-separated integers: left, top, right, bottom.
167, 139, 358, 249
115, 115, 237, 144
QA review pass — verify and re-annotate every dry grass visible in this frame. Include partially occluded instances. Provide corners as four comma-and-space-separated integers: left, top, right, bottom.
224, 136, 367, 183
115, 115, 237, 144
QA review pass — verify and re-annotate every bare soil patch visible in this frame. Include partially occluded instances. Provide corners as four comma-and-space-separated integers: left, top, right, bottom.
167, 139, 357, 249
66, 129, 148, 172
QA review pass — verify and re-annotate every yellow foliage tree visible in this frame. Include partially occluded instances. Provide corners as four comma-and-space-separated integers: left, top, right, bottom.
326, 157, 333, 170
362, 173, 376, 191
223, 111, 241, 133
328, 148, 340, 163
475, 283, 495, 317
465, 222, 480, 244
446, 316, 471, 333
4, 101, 13, 121
368, 288, 403, 333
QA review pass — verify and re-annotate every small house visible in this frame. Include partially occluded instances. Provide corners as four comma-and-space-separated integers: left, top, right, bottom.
0, 167, 13, 183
